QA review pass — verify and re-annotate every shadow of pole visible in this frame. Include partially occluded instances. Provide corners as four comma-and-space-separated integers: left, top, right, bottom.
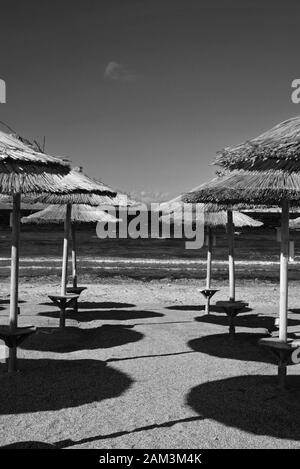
54, 415, 205, 448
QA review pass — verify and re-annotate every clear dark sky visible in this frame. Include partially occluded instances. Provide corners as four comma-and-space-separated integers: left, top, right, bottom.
0, 0, 300, 201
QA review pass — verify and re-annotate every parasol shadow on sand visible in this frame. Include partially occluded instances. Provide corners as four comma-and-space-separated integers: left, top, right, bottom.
19, 324, 143, 353
0, 442, 58, 449
182, 116, 300, 386
188, 333, 276, 364
165, 304, 245, 313
186, 374, 300, 440
38, 308, 164, 322
194, 312, 300, 332
69, 301, 136, 309
40, 301, 136, 309
0, 358, 133, 414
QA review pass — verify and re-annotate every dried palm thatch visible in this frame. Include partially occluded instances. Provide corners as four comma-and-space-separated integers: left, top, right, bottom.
158, 194, 264, 221
217, 116, 300, 172
159, 190, 265, 212
0, 130, 122, 205
204, 210, 262, 227
21, 204, 118, 224
0, 195, 46, 210
28, 167, 136, 206
182, 170, 300, 207
160, 205, 262, 228
27, 167, 116, 203
0, 130, 72, 194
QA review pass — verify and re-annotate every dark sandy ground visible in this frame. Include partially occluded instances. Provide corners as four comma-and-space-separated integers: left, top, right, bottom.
0, 278, 300, 449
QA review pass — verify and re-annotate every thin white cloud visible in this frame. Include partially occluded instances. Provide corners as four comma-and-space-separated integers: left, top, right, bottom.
104, 61, 138, 82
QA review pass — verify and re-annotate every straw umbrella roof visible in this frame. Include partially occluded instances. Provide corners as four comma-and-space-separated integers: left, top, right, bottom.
0, 167, 137, 207
216, 116, 300, 172
158, 192, 267, 213
0, 196, 46, 211
182, 170, 300, 206
21, 204, 119, 224
159, 196, 262, 226
204, 211, 262, 227
28, 167, 119, 204
0, 130, 71, 194
29, 167, 138, 206
160, 205, 262, 228
182, 116, 300, 207
0, 131, 124, 203
0, 165, 137, 206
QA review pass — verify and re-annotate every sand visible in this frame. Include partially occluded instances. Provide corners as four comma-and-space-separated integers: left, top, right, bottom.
0, 278, 300, 449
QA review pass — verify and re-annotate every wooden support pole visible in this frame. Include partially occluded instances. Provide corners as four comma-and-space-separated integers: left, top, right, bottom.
9, 193, 20, 372
279, 199, 289, 342
289, 240, 295, 262
227, 210, 235, 302
61, 203, 72, 296
71, 223, 77, 288
206, 227, 213, 289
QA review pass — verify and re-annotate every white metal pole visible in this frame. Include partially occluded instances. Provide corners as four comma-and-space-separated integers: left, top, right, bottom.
279, 199, 289, 342
9, 193, 20, 328
61, 203, 72, 296
227, 210, 235, 302
9, 193, 20, 372
71, 223, 77, 288
206, 227, 213, 289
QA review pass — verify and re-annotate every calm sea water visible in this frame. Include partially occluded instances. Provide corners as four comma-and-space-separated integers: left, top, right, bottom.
0, 224, 299, 281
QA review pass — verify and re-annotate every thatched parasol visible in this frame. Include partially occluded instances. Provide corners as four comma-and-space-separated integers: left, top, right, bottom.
21, 167, 133, 299
21, 203, 119, 224
216, 116, 300, 173
159, 197, 262, 301
0, 129, 69, 372
182, 116, 300, 382
159, 196, 263, 301
30, 167, 128, 205
0, 131, 118, 371
161, 205, 262, 308
21, 204, 119, 289
0, 129, 70, 194
160, 204, 263, 227
1, 164, 134, 297
181, 170, 300, 207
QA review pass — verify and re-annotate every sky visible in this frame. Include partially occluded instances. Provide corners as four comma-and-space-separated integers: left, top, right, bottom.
0, 0, 300, 201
